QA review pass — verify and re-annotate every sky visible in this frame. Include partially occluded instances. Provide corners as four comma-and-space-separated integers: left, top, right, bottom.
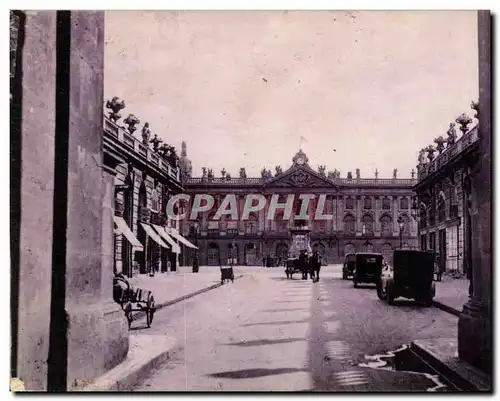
104, 10, 479, 179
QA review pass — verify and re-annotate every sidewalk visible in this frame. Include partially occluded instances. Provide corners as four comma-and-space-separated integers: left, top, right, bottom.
128, 266, 245, 312
433, 273, 470, 316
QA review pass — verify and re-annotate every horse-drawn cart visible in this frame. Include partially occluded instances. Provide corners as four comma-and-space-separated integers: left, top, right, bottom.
113, 273, 156, 329
220, 266, 234, 284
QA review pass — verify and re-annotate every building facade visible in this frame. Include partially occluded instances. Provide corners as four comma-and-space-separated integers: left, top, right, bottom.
103, 99, 197, 278
180, 150, 418, 266
414, 106, 480, 276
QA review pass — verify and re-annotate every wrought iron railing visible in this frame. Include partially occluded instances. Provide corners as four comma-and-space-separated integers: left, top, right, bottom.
103, 116, 180, 182
418, 125, 479, 181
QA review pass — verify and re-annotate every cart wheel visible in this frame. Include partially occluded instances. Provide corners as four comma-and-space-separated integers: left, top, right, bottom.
376, 280, 387, 300
146, 295, 155, 328
124, 303, 133, 329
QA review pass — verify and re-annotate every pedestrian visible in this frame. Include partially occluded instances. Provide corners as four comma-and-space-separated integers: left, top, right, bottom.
300, 251, 309, 280
434, 252, 442, 282
192, 255, 199, 273
262, 256, 266, 267
312, 251, 321, 282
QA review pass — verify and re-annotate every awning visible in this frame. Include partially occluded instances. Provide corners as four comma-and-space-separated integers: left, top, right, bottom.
152, 225, 181, 254
140, 223, 169, 248
168, 229, 198, 249
114, 216, 144, 251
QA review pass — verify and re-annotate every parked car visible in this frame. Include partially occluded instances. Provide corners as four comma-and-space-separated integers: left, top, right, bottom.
342, 253, 356, 279
353, 252, 384, 288
377, 249, 436, 306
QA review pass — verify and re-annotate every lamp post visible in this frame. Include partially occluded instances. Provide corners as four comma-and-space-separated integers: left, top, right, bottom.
397, 216, 404, 249
231, 238, 236, 267
193, 222, 200, 273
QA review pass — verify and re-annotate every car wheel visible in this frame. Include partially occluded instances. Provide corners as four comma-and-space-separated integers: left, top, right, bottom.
376, 281, 387, 300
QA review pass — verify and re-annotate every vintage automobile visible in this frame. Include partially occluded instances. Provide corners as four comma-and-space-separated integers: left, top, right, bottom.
377, 249, 436, 306
353, 252, 384, 288
342, 253, 356, 279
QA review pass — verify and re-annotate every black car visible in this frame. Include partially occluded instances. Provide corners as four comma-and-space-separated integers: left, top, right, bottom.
377, 249, 435, 306
342, 253, 356, 279
353, 252, 384, 288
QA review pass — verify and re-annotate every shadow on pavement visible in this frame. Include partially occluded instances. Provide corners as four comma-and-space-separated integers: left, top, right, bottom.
222, 338, 306, 347
207, 367, 307, 379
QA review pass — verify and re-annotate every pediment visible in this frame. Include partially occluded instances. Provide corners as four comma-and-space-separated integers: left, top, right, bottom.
263, 165, 337, 189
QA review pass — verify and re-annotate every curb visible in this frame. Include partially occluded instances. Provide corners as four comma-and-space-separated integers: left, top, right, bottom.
432, 300, 461, 317
81, 337, 182, 392
132, 274, 245, 319
409, 341, 491, 392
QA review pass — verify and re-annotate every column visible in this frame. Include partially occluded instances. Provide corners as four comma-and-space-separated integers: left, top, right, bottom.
14, 11, 57, 391
458, 10, 492, 374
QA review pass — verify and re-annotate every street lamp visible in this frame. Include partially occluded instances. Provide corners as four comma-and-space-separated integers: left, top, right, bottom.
397, 216, 404, 249
231, 238, 236, 267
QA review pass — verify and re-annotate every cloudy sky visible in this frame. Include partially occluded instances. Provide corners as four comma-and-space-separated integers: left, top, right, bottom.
104, 10, 478, 179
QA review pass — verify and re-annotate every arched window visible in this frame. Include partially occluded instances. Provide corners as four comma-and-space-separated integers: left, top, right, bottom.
151, 189, 159, 212
382, 197, 391, 210
380, 214, 392, 236
364, 197, 372, 210
400, 197, 409, 210
343, 214, 356, 234
362, 214, 374, 234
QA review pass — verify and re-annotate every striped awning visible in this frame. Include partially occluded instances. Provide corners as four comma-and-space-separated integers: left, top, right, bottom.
152, 225, 181, 254
114, 216, 144, 251
167, 229, 198, 249
140, 223, 169, 249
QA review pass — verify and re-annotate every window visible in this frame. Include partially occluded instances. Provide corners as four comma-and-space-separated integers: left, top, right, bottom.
382, 197, 391, 210
429, 232, 436, 251
151, 189, 159, 212
343, 215, 356, 233
420, 234, 427, 251
400, 215, 410, 234
438, 195, 446, 222
362, 214, 374, 234
380, 215, 392, 236
315, 220, 326, 232
400, 197, 409, 210
364, 197, 372, 209
420, 205, 427, 228
345, 197, 354, 210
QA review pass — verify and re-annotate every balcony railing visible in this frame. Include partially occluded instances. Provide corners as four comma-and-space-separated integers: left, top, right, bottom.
418, 125, 479, 182
185, 176, 416, 186
103, 116, 180, 182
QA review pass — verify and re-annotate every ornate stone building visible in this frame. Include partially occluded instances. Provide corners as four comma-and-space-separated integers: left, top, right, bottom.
103, 99, 197, 278
180, 150, 418, 266
414, 106, 480, 276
